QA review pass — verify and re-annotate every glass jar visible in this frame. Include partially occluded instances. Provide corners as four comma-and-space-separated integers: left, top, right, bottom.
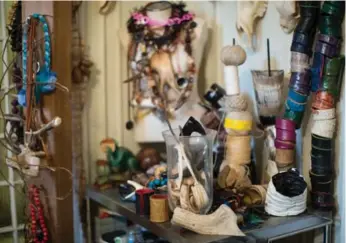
162, 129, 215, 214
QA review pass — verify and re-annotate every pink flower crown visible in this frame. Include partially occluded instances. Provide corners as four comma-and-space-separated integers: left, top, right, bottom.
132, 12, 195, 27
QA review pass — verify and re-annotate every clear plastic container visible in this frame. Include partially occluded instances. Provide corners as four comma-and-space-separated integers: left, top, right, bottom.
162, 129, 215, 214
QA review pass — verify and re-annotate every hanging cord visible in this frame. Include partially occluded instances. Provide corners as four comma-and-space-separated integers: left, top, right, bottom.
25, 17, 37, 133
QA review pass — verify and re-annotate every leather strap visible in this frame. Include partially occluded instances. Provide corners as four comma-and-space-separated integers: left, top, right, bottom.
315, 41, 339, 58
285, 99, 306, 112
276, 128, 296, 142
288, 88, 308, 103
311, 191, 334, 209
290, 52, 310, 72
311, 118, 336, 139
299, 1, 320, 9
319, 15, 343, 28
275, 139, 295, 149
292, 32, 311, 46
311, 164, 333, 176
312, 91, 335, 110
311, 52, 324, 92
320, 76, 338, 97
317, 33, 341, 46
290, 42, 312, 56
299, 6, 319, 17
289, 71, 311, 87
311, 143, 333, 157
319, 25, 342, 38
275, 118, 296, 131
309, 170, 333, 183
311, 108, 335, 121
283, 109, 303, 129
324, 56, 344, 76
321, 2, 345, 18
295, 16, 318, 35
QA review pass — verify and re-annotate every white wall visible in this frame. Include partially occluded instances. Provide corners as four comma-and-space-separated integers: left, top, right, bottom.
82, 2, 345, 242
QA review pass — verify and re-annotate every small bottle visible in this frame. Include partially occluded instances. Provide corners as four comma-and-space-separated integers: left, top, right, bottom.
127, 231, 135, 243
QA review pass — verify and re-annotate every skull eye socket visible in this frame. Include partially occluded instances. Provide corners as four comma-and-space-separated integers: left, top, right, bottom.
177, 77, 188, 89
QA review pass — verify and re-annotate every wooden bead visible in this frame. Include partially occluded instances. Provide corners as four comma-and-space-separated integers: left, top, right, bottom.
221, 45, 246, 66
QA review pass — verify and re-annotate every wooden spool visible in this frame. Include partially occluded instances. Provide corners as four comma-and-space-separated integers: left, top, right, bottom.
150, 194, 169, 223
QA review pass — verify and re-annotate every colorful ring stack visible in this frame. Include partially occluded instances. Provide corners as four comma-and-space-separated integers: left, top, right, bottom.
284, 1, 320, 128
274, 118, 296, 170
309, 1, 345, 210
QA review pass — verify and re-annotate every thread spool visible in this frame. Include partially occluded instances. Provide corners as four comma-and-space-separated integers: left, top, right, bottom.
150, 194, 169, 223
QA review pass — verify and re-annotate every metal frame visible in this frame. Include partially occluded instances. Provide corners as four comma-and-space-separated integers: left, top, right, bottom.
0, 2, 24, 242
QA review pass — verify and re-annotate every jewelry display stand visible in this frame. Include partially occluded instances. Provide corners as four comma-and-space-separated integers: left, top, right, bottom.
119, 2, 208, 143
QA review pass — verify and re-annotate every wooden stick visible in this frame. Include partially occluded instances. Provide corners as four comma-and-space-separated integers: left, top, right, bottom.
267, 38, 271, 77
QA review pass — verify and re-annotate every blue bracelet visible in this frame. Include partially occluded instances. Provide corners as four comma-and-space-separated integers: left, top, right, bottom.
288, 88, 308, 103
311, 52, 325, 92
19, 14, 57, 107
286, 98, 307, 112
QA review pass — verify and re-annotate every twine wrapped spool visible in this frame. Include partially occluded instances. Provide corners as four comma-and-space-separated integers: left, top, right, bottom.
219, 94, 248, 112
275, 148, 295, 166
225, 135, 251, 165
150, 194, 169, 223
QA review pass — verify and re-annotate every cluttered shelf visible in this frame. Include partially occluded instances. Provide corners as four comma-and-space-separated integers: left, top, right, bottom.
87, 186, 332, 243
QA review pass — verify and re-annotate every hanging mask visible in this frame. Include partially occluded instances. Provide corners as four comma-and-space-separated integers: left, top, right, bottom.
236, 1, 268, 50
275, 1, 300, 34
19, 14, 57, 107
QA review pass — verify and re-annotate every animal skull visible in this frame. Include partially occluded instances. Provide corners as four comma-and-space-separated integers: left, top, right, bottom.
236, 1, 268, 49
275, 1, 300, 33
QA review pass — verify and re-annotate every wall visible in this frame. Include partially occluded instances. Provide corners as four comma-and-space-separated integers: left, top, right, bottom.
82, 2, 345, 242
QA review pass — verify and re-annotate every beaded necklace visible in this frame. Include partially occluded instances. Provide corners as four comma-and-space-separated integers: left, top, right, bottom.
127, 2, 197, 121
29, 185, 48, 243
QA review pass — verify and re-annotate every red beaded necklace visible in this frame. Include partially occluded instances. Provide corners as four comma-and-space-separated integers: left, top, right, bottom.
29, 185, 48, 243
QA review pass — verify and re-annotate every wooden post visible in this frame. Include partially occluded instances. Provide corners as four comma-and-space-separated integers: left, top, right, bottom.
52, 2, 73, 242
22, 2, 73, 242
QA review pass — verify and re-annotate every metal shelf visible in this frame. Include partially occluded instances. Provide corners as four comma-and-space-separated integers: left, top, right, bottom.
87, 186, 333, 243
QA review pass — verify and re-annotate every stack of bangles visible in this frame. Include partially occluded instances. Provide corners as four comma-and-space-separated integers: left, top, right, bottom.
309, 1, 345, 210
284, 1, 320, 128
274, 118, 296, 171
